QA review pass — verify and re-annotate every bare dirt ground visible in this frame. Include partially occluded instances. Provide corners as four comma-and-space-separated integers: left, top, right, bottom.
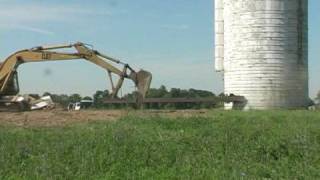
0, 109, 124, 127
0, 109, 209, 127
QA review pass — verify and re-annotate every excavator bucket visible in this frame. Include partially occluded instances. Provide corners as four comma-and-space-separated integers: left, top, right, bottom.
136, 70, 152, 98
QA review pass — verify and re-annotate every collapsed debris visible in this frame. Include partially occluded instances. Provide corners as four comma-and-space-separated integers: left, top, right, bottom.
30, 96, 55, 110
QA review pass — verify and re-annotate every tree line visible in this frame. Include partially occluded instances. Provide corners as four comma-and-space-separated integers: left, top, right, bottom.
36, 85, 222, 109
30, 88, 320, 109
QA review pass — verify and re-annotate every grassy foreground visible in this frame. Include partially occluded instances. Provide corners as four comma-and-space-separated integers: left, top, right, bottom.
0, 111, 320, 179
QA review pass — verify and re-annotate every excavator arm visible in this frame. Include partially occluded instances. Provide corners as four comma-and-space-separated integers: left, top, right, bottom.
0, 42, 152, 99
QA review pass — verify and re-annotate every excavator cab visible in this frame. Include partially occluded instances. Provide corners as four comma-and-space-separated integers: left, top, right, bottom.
0, 71, 19, 96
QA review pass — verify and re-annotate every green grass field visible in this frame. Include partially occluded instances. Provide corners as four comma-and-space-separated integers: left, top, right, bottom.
0, 110, 320, 179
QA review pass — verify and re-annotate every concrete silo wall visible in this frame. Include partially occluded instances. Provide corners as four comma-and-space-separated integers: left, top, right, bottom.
215, 0, 309, 109
214, 0, 224, 71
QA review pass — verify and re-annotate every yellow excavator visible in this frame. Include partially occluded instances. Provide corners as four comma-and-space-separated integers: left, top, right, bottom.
0, 42, 152, 111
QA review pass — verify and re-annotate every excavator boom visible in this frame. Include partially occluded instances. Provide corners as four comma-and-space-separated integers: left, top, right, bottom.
0, 42, 152, 106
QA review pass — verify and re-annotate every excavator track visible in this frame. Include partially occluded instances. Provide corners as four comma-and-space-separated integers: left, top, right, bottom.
0, 101, 29, 112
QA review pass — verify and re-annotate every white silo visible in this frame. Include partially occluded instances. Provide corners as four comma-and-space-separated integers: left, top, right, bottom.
215, 0, 309, 109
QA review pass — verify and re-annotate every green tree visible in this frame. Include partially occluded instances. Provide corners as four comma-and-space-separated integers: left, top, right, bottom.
83, 96, 93, 101
93, 90, 109, 108
51, 94, 70, 107
69, 94, 82, 103
189, 89, 215, 97
147, 85, 168, 98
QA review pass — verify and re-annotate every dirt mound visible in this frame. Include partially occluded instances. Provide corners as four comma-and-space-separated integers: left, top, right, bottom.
0, 109, 126, 127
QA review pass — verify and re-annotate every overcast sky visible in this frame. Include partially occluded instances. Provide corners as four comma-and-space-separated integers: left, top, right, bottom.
0, 0, 319, 98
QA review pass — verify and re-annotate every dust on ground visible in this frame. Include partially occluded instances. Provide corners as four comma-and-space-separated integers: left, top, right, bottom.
0, 109, 210, 127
